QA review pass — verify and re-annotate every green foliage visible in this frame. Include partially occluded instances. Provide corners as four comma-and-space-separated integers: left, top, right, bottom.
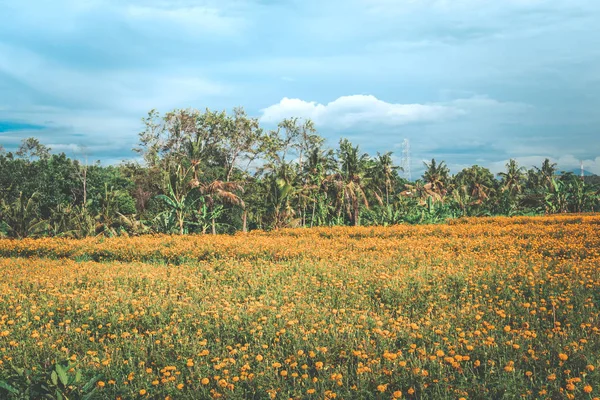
0, 360, 101, 399
0, 192, 48, 238
2, 120, 599, 238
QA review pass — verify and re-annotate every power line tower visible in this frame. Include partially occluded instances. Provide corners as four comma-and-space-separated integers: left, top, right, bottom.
581, 160, 585, 181
401, 139, 411, 181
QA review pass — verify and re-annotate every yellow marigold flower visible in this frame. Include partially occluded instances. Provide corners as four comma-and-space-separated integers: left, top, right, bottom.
201, 378, 210, 385
255, 354, 263, 362
97, 381, 105, 388
566, 383, 575, 391
139, 389, 147, 395
548, 374, 556, 381
559, 353, 568, 361
377, 384, 387, 393
582, 385, 592, 394
393, 391, 402, 398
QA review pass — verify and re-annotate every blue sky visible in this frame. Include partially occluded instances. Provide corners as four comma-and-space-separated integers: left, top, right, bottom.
1, 0, 599, 176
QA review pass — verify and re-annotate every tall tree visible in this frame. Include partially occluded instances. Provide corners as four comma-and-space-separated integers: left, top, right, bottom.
453, 165, 497, 213
422, 158, 450, 198
373, 152, 400, 207
329, 139, 373, 226
498, 159, 525, 195
191, 179, 245, 234
534, 158, 557, 190
16, 137, 51, 160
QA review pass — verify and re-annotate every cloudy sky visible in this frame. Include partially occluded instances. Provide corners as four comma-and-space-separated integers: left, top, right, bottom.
1, 0, 599, 176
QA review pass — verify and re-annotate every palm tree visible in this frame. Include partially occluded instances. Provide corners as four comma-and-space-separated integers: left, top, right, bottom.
373, 152, 400, 207
254, 157, 303, 229
453, 165, 497, 213
498, 159, 525, 195
403, 180, 437, 205
422, 159, 450, 198
328, 139, 372, 226
304, 147, 336, 227
191, 179, 245, 234
534, 158, 557, 190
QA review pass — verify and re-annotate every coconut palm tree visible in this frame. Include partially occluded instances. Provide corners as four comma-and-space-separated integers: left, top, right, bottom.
373, 152, 400, 207
498, 159, 525, 196
328, 139, 373, 226
422, 158, 450, 198
453, 165, 497, 214
191, 179, 245, 234
534, 158, 557, 190
304, 147, 336, 226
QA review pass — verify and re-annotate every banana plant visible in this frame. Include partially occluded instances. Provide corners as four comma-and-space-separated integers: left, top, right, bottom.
155, 184, 200, 235
545, 178, 570, 213
0, 191, 48, 238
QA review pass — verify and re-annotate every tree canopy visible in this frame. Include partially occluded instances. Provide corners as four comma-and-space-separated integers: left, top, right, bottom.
1, 107, 598, 238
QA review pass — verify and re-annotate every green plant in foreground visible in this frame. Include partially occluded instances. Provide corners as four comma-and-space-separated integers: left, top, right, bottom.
0, 360, 101, 400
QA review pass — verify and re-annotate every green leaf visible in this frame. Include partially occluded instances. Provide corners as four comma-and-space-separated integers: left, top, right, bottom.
51, 370, 58, 386
82, 388, 98, 400
0, 380, 19, 394
55, 363, 69, 386
82, 375, 102, 393
156, 194, 177, 208
56, 390, 64, 400
75, 369, 83, 383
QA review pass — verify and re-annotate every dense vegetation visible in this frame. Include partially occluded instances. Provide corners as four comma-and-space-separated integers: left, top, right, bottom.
1, 108, 599, 237
0, 216, 599, 399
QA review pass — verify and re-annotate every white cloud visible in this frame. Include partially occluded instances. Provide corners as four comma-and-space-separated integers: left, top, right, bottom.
260, 95, 464, 128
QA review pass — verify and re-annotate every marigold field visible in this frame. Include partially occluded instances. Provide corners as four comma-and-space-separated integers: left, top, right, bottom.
1, 215, 599, 400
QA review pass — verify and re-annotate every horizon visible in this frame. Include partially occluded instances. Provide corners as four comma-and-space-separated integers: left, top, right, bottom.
1, 0, 600, 176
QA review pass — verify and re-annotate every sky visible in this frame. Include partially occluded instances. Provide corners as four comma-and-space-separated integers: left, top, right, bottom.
1, 0, 600, 176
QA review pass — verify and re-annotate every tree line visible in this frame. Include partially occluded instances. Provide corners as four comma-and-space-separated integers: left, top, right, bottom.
1, 107, 599, 238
